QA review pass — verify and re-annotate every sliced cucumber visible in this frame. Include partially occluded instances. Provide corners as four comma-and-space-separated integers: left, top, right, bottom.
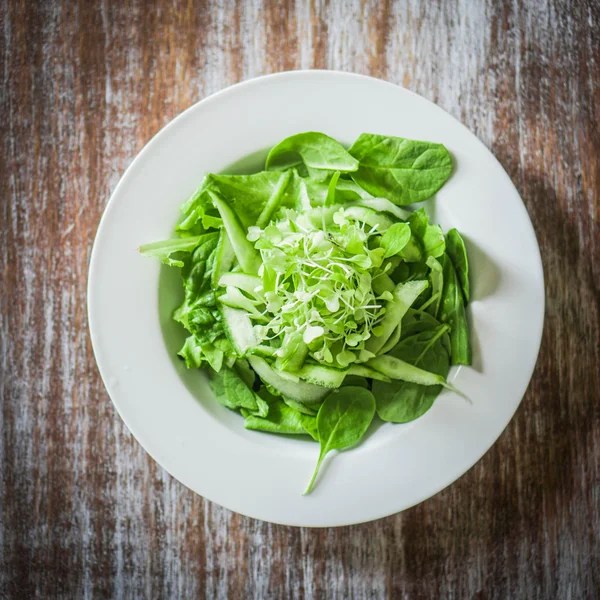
220, 305, 257, 356
218, 273, 263, 298
211, 229, 236, 288
344, 206, 394, 231
379, 325, 401, 355
256, 170, 292, 227
247, 356, 330, 404
366, 280, 429, 355
295, 363, 347, 388
219, 286, 263, 318
209, 191, 261, 274
366, 354, 447, 387
347, 364, 392, 383
354, 198, 411, 221
275, 330, 309, 372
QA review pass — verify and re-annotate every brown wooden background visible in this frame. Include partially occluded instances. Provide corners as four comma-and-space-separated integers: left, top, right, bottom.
1, 1, 599, 598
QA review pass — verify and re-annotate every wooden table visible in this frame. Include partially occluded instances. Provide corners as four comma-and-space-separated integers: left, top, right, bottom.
1, 1, 599, 597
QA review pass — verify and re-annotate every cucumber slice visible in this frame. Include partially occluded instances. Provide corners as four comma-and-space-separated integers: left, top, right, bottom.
247, 356, 330, 404
211, 229, 236, 288
366, 280, 429, 355
295, 363, 347, 388
379, 325, 401, 355
344, 206, 394, 231
219, 286, 263, 318
256, 170, 292, 227
354, 198, 410, 221
220, 305, 257, 356
209, 191, 261, 274
366, 354, 447, 387
347, 364, 392, 383
218, 273, 263, 298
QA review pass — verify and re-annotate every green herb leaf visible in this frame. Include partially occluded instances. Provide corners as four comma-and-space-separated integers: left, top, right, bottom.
374, 326, 450, 423
304, 387, 376, 494
380, 222, 412, 258
266, 132, 359, 174
348, 134, 453, 205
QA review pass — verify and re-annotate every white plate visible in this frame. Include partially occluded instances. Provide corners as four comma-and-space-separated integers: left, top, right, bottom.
88, 71, 544, 527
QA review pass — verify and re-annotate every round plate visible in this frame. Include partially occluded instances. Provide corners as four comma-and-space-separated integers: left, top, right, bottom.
88, 71, 544, 527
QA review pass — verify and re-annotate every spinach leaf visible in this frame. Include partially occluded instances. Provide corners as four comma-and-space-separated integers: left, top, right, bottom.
210, 366, 269, 417
373, 327, 450, 423
304, 387, 376, 494
422, 224, 446, 258
408, 208, 445, 258
439, 254, 471, 365
266, 132, 359, 174
348, 134, 453, 205
446, 228, 470, 302
400, 308, 445, 339
244, 399, 317, 438
379, 222, 411, 258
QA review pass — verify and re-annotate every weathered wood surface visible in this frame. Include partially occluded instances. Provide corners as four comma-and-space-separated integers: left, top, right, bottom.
1, 0, 599, 597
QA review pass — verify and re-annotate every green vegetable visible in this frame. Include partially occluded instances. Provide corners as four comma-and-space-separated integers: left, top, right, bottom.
266, 132, 359, 174
138, 236, 203, 268
210, 366, 269, 417
304, 387, 376, 494
140, 130, 475, 495
439, 254, 472, 365
446, 228, 470, 302
425, 256, 443, 318
379, 222, 412, 258
348, 134, 453, 205
244, 399, 316, 437
209, 191, 261, 274
374, 326, 450, 423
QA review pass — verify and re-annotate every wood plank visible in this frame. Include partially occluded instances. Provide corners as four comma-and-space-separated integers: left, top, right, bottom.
1, 0, 598, 597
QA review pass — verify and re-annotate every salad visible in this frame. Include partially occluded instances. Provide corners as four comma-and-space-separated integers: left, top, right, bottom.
140, 132, 471, 493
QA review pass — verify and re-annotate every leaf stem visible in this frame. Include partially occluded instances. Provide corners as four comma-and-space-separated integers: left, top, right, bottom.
303, 450, 326, 495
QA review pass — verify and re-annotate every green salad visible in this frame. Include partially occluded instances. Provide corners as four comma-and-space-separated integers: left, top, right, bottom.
140, 132, 471, 493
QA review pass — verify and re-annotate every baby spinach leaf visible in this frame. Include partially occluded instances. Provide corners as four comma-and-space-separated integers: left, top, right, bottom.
380, 222, 411, 258
408, 208, 445, 258
304, 387, 376, 494
446, 228, 470, 302
244, 399, 317, 438
400, 308, 444, 339
266, 132, 359, 174
422, 224, 446, 258
439, 254, 472, 365
373, 327, 450, 423
348, 134, 453, 205
408, 208, 428, 238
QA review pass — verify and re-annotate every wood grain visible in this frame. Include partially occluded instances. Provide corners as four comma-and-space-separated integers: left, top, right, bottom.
1, 0, 599, 598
